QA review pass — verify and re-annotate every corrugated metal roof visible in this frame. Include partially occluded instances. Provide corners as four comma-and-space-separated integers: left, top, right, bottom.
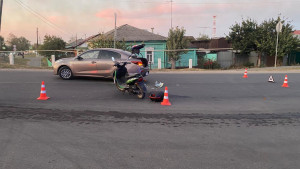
293, 30, 300, 35
67, 24, 167, 49
66, 33, 101, 49
105, 24, 167, 41
190, 38, 232, 49
66, 39, 85, 48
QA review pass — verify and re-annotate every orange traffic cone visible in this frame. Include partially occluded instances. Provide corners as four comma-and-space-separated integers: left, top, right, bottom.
282, 75, 289, 88
161, 86, 171, 106
243, 68, 248, 78
37, 81, 50, 100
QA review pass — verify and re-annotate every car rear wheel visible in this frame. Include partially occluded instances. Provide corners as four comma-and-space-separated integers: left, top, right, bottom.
59, 66, 73, 80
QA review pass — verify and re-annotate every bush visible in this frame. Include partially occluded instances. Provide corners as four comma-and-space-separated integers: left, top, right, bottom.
203, 61, 220, 69
243, 62, 254, 68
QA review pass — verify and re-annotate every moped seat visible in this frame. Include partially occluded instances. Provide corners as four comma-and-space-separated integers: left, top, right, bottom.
127, 73, 140, 79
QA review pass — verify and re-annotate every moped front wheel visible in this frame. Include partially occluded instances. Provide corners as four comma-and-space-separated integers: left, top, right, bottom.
115, 82, 126, 92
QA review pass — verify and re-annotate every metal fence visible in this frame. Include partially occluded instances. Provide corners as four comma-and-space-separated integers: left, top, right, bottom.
147, 49, 245, 69
0, 50, 76, 68
0, 48, 255, 69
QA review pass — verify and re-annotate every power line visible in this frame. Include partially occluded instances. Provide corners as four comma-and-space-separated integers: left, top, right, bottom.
115, 0, 168, 3
13, 0, 72, 37
172, 1, 300, 5
107, 0, 300, 4
102, 0, 300, 4
14, 0, 69, 35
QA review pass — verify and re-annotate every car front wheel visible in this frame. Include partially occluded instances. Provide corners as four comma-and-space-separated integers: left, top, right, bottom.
59, 66, 73, 80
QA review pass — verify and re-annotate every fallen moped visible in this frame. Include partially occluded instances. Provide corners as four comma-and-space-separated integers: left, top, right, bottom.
112, 57, 147, 99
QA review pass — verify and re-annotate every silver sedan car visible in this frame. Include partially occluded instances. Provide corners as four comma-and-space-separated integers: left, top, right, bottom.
53, 48, 149, 80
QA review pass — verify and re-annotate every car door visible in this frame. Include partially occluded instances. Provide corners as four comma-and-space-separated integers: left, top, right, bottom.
97, 50, 122, 77
71, 50, 100, 76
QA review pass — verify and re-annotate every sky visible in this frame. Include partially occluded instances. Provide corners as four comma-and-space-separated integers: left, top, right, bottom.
1, 0, 300, 44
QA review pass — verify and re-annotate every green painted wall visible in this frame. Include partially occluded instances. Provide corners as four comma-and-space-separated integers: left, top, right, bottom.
165, 50, 198, 68
126, 41, 198, 69
177, 50, 197, 68
204, 53, 217, 61
126, 41, 167, 69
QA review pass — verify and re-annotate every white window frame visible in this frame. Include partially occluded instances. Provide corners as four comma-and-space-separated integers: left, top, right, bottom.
145, 47, 154, 64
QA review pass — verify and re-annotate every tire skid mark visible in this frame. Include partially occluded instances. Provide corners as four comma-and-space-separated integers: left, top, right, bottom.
1, 106, 300, 127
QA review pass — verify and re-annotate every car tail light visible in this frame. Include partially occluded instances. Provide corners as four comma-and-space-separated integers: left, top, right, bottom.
131, 61, 143, 66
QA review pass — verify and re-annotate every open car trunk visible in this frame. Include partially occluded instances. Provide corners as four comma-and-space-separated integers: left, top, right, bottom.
138, 58, 148, 67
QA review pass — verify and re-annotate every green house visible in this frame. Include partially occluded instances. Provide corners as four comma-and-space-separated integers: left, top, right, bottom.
67, 24, 199, 69
104, 24, 168, 69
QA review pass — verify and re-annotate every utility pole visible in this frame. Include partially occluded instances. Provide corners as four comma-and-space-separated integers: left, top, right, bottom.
36, 27, 39, 56
0, 0, 3, 32
75, 33, 78, 49
275, 21, 283, 67
114, 13, 117, 49
170, 0, 173, 28
36, 27, 39, 49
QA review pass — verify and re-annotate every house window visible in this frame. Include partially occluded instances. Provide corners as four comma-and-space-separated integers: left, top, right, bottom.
145, 47, 154, 64
147, 51, 153, 63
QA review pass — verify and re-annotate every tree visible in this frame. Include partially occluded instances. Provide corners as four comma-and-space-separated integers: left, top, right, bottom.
0, 35, 7, 50
6, 33, 30, 51
197, 34, 210, 40
257, 18, 299, 65
166, 26, 188, 69
228, 19, 264, 66
39, 35, 66, 57
6, 33, 16, 51
88, 34, 127, 51
228, 19, 258, 53
228, 17, 299, 67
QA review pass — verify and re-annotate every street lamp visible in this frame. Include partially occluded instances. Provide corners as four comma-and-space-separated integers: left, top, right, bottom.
275, 21, 283, 67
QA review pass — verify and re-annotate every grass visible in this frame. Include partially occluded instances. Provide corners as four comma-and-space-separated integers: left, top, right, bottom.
41, 57, 50, 67
0, 56, 51, 69
24, 53, 39, 58
0, 56, 27, 68
150, 68, 213, 72
150, 66, 300, 73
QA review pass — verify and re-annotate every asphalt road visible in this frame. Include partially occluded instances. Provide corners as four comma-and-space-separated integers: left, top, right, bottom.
1, 70, 300, 169
1, 70, 300, 114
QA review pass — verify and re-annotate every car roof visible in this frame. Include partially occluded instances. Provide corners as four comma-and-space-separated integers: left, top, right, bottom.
92, 48, 131, 56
